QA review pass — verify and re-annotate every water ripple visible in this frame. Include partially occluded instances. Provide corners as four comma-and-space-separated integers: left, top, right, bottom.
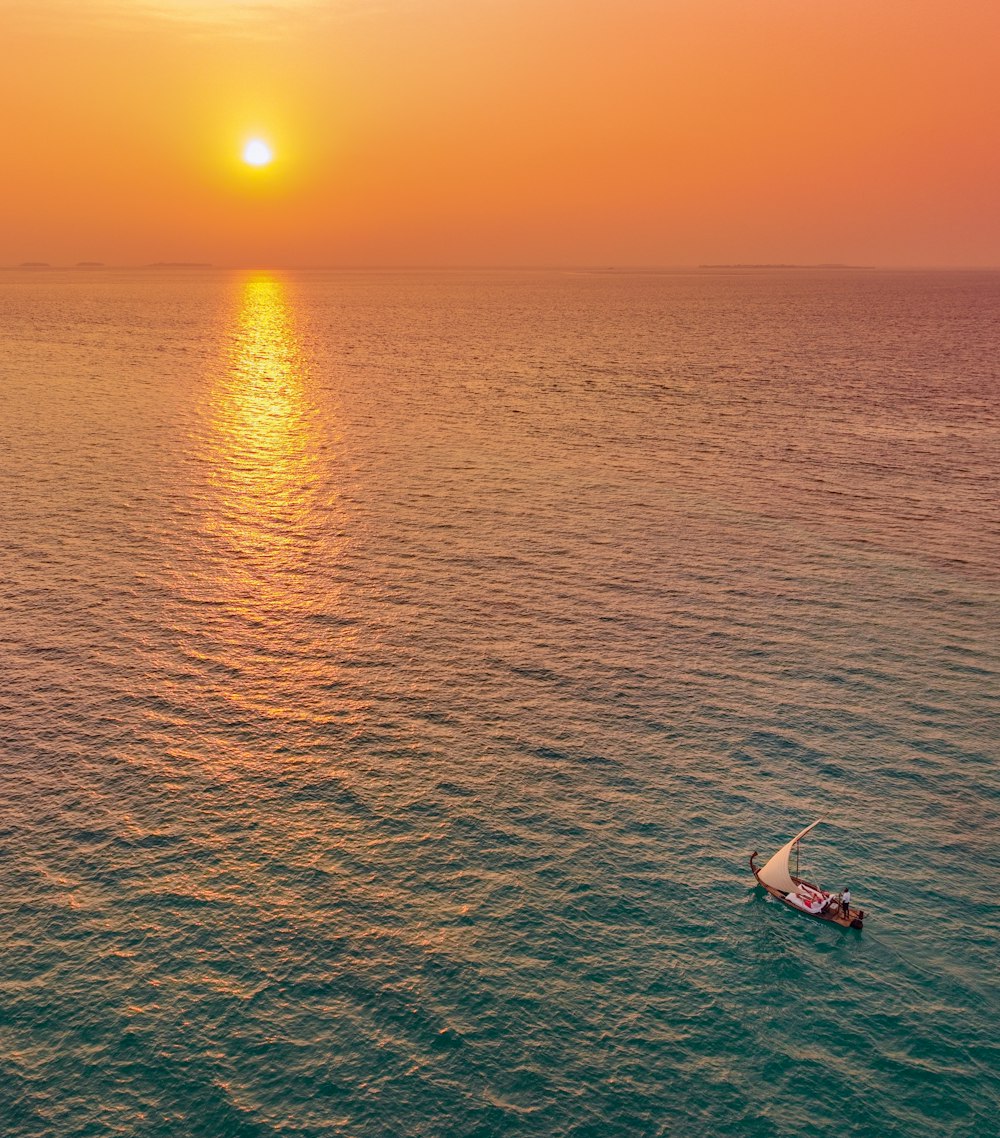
0, 269, 998, 1136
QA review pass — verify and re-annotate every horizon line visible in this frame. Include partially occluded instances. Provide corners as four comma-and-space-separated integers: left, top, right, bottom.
5, 262, 1000, 273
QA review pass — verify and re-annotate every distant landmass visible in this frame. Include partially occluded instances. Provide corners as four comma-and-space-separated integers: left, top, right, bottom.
4, 260, 214, 271
699, 263, 867, 269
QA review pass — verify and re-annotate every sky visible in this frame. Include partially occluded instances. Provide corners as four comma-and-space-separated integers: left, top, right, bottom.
1, 0, 998, 267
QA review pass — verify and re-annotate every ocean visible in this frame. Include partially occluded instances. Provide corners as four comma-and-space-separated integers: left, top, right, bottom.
1, 267, 998, 1136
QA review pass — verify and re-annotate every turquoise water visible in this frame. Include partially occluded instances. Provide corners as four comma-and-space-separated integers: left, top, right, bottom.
0, 268, 997, 1136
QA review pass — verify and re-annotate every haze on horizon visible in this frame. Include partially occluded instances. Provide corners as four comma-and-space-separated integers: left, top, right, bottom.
2, 0, 998, 269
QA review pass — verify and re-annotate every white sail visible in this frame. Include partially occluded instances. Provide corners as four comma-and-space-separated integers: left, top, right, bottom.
757, 820, 823, 894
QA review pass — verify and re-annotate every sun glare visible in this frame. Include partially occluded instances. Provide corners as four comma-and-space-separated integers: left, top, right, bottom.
243, 139, 273, 167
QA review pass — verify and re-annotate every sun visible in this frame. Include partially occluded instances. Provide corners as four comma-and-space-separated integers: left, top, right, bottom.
243, 139, 273, 167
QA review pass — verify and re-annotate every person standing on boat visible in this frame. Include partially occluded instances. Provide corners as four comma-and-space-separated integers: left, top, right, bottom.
841, 888, 851, 918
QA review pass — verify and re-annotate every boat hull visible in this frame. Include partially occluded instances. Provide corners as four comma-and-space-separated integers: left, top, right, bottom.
750, 852, 864, 929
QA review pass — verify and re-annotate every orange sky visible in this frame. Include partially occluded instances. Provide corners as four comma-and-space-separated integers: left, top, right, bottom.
2, 0, 999, 267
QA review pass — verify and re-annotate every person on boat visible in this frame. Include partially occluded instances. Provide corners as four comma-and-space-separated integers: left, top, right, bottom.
841, 888, 851, 918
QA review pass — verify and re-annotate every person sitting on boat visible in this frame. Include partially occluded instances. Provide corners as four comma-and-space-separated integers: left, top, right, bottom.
841, 888, 851, 918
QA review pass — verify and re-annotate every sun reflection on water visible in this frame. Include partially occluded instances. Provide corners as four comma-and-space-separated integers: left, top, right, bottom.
210, 274, 324, 591
198, 273, 350, 733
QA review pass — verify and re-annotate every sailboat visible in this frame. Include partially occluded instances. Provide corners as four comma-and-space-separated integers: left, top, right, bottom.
750, 820, 865, 929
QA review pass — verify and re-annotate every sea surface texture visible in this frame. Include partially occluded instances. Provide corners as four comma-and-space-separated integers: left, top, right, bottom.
0, 269, 998, 1138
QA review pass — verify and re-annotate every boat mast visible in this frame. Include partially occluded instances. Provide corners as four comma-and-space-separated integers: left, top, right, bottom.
795, 840, 800, 877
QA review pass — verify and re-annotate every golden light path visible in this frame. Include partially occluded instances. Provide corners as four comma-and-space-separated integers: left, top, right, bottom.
203, 274, 348, 734
214, 274, 317, 570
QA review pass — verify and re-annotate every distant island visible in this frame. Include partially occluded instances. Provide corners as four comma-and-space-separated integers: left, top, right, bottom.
699, 263, 867, 269
3, 260, 215, 270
